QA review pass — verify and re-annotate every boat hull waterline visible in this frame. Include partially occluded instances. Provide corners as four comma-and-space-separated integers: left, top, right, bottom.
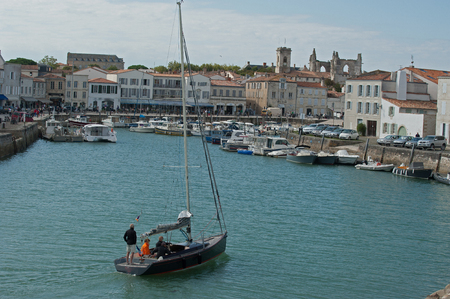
114, 233, 227, 275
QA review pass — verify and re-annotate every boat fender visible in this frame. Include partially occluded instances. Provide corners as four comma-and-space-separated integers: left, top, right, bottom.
111, 128, 113, 133
198, 254, 202, 264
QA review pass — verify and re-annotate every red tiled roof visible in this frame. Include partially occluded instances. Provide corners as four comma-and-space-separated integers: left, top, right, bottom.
383, 98, 436, 110
21, 74, 33, 79
327, 90, 345, 98
211, 80, 243, 87
153, 73, 181, 78
40, 73, 64, 79
246, 75, 296, 83
21, 65, 38, 70
402, 67, 450, 84
88, 78, 117, 84
296, 82, 325, 88
351, 70, 391, 81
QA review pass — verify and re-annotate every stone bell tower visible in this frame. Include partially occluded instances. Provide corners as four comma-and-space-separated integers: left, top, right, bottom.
276, 47, 292, 74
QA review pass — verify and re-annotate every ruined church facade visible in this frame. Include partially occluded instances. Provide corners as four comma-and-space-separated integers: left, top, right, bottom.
309, 48, 362, 84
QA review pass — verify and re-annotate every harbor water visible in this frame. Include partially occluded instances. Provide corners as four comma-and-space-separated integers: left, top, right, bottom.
1, 129, 450, 298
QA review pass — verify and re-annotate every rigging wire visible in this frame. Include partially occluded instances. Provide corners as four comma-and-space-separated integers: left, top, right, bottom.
166, 5, 179, 66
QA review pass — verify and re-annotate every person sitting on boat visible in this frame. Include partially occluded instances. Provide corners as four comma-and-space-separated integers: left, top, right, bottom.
140, 238, 151, 256
152, 242, 171, 259
151, 236, 164, 253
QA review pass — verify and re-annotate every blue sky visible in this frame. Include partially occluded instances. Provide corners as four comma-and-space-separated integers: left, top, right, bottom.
1, 0, 449, 73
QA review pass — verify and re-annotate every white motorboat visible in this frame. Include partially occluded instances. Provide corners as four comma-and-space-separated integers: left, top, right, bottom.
355, 157, 394, 171
129, 120, 155, 133
335, 149, 359, 165
82, 124, 117, 143
102, 116, 127, 128
286, 149, 317, 164
68, 114, 95, 127
267, 149, 294, 158
249, 136, 295, 156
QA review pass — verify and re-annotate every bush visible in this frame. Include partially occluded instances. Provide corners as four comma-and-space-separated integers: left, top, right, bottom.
357, 123, 366, 136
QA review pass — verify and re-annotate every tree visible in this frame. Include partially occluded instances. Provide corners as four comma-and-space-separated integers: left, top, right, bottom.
128, 64, 148, 70
89, 64, 100, 68
154, 66, 168, 73
107, 65, 118, 70
39, 55, 58, 68
6, 58, 37, 65
357, 123, 367, 136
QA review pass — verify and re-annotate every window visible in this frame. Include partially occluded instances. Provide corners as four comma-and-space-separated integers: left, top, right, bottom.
73, 91, 77, 98
280, 78, 286, 89
272, 92, 276, 98
365, 102, 370, 114
322, 90, 326, 96
66, 91, 70, 98
219, 90, 223, 96
357, 102, 362, 113
366, 85, 371, 97
67, 81, 71, 87
347, 85, 353, 93
233, 90, 236, 97
212, 89, 217, 96
373, 103, 378, 114
347, 101, 352, 110
51, 82, 55, 89
389, 106, 394, 117
238, 91, 242, 97
390, 124, 397, 134
383, 123, 388, 133
82, 92, 86, 98
309, 89, 312, 95
130, 79, 138, 85
443, 83, 447, 94
120, 78, 128, 85
374, 85, 380, 97
58, 82, 62, 89
198, 82, 207, 86
321, 99, 326, 106
300, 98, 304, 105
74, 81, 78, 88
358, 85, 363, 96
226, 90, 230, 97
308, 98, 312, 105
315, 89, 318, 95
202, 91, 210, 99
289, 92, 293, 99
314, 98, 318, 105
280, 92, 284, 99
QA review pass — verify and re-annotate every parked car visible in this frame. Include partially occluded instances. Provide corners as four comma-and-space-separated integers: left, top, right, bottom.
11, 111, 34, 122
339, 129, 359, 140
320, 126, 337, 137
328, 128, 345, 138
377, 135, 400, 146
392, 136, 413, 147
302, 124, 325, 135
311, 126, 326, 136
416, 135, 447, 150
405, 137, 422, 148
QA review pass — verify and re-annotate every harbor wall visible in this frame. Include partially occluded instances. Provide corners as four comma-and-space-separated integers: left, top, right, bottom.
0, 123, 40, 160
287, 133, 450, 174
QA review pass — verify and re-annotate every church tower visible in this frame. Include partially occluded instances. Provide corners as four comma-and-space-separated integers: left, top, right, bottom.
276, 47, 292, 73
309, 48, 317, 72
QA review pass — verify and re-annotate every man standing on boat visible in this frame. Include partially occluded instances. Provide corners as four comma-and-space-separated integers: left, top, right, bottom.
123, 224, 137, 265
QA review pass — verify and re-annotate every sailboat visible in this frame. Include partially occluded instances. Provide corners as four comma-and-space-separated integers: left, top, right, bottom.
114, 1, 227, 275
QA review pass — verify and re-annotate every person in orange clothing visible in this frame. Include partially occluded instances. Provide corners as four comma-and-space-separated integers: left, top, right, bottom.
141, 238, 151, 256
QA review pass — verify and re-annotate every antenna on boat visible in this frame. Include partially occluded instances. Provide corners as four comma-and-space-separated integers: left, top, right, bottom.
178, 1, 192, 243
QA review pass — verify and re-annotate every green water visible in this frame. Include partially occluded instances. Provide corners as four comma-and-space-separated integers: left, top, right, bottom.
1, 130, 450, 298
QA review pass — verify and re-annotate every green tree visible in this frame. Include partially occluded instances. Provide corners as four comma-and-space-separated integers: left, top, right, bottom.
62, 65, 79, 71
333, 83, 342, 92
357, 123, 367, 136
107, 65, 119, 70
6, 58, 37, 65
154, 66, 168, 73
39, 55, 58, 68
89, 64, 100, 68
128, 64, 148, 70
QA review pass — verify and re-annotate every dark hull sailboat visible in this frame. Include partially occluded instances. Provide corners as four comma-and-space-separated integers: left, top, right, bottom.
115, 1, 227, 276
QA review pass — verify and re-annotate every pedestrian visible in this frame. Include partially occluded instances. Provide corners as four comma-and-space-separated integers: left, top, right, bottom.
123, 223, 137, 265
415, 132, 420, 137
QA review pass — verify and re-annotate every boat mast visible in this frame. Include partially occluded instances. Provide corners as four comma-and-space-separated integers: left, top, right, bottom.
178, 1, 192, 242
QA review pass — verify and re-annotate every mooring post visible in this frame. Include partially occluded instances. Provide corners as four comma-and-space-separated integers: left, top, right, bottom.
435, 152, 442, 173
380, 147, 386, 163
409, 144, 416, 165
363, 139, 369, 161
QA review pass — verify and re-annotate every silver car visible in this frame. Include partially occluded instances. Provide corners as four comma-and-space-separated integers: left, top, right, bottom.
377, 135, 400, 146
416, 135, 447, 150
392, 136, 413, 147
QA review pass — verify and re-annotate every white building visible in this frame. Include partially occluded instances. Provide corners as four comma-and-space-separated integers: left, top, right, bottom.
1, 63, 22, 108
74, 67, 108, 80
107, 69, 153, 108
88, 78, 120, 110
436, 76, 450, 140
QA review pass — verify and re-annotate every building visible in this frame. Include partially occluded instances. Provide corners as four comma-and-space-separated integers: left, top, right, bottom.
246, 75, 297, 115
327, 90, 345, 118
67, 53, 124, 70
309, 49, 362, 84
186, 73, 213, 110
65, 74, 89, 108
296, 82, 328, 117
436, 76, 450, 140
107, 69, 154, 108
39, 73, 65, 107
73, 67, 108, 80
1, 63, 22, 108
88, 78, 120, 110
344, 70, 433, 137
402, 67, 450, 101
210, 79, 245, 115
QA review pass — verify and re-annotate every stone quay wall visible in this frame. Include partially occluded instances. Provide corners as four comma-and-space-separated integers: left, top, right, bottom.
0, 123, 40, 160
288, 134, 450, 174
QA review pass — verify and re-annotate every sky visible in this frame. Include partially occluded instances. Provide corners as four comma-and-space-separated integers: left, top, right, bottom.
1, 0, 450, 73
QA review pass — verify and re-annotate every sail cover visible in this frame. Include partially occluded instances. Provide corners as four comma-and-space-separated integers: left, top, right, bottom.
140, 210, 192, 240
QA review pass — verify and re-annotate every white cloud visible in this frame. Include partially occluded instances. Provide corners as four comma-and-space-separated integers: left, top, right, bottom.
1, 0, 449, 72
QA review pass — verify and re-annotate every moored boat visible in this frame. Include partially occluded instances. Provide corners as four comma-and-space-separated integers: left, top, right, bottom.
68, 114, 95, 127
335, 149, 359, 165
392, 162, 432, 179
433, 172, 450, 185
316, 151, 337, 165
355, 157, 394, 171
286, 149, 317, 164
129, 120, 155, 133
82, 124, 117, 143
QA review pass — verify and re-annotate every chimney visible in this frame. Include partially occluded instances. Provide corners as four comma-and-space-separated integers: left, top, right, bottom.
263, 62, 266, 67
409, 72, 414, 82
396, 70, 407, 100
294, 64, 296, 69
390, 71, 397, 81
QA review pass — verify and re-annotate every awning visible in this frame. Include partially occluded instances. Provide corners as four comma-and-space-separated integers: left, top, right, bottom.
0, 94, 8, 100
21, 96, 38, 102
39, 99, 52, 103
187, 101, 214, 108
